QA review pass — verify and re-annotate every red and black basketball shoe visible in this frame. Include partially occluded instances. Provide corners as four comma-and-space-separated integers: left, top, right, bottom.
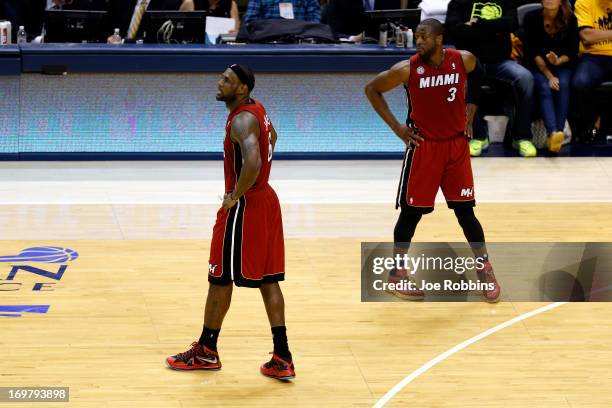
260, 353, 296, 381
387, 268, 425, 300
477, 261, 501, 303
166, 342, 221, 371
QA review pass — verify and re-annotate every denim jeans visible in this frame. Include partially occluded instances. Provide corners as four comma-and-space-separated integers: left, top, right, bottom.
533, 68, 573, 134
571, 54, 612, 135
483, 60, 535, 141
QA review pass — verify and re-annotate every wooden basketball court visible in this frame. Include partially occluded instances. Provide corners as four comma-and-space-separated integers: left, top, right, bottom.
1, 158, 612, 407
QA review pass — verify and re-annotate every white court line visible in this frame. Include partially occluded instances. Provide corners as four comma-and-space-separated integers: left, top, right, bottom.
373, 301, 567, 408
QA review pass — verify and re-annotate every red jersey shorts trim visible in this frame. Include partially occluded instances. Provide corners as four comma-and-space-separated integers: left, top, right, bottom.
208, 184, 285, 288
396, 136, 476, 213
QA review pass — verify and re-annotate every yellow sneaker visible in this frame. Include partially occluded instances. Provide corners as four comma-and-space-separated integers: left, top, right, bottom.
512, 139, 537, 157
546, 131, 565, 153
469, 138, 489, 157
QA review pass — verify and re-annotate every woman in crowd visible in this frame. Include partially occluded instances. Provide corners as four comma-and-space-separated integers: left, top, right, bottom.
523, 0, 579, 153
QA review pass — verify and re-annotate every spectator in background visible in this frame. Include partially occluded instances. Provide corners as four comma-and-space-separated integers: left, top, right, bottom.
243, 0, 321, 25
419, 0, 451, 23
446, 0, 537, 157
523, 0, 578, 153
180, 0, 240, 32
50, 0, 108, 9
322, 0, 366, 38
0, 0, 46, 40
106, 0, 182, 40
322, 0, 400, 40
47, 0, 69, 8
571, 0, 612, 142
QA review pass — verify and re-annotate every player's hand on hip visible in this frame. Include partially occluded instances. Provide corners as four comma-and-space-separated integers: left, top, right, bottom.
222, 192, 238, 210
464, 121, 474, 139
396, 124, 423, 147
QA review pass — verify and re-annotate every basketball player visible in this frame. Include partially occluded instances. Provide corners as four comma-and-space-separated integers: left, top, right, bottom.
166, 64, 295, 380
365, 19, 500, 303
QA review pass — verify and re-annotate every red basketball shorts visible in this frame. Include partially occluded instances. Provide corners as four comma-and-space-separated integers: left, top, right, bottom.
208, 184, 285, 288
396, 136, 475, 213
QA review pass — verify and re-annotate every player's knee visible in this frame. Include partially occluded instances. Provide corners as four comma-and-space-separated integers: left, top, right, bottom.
260, 282, 281, 295
453, 207, 475, 223
453, 207, 481, 231
394, 210, 422, 244
209, 281, 233, 293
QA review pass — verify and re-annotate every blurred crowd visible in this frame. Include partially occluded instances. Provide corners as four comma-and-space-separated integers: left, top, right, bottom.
0, 0, 240, 41
444, 0, 611, 155
0, 0, 610, 153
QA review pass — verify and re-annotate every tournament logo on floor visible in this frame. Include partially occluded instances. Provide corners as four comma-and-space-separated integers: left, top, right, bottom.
0, 247, 79, 318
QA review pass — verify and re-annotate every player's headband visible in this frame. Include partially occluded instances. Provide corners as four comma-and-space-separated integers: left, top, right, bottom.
229, 64, 255, 92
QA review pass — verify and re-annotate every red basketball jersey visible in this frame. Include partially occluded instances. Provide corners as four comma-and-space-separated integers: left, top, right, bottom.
406, 48, 467, 140
224, 99, 274, 193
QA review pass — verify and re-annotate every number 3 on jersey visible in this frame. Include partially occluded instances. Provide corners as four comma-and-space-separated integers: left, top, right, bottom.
447, 87, 457, 102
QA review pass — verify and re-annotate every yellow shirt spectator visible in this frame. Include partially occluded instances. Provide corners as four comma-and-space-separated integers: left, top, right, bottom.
575, 0, 612, 55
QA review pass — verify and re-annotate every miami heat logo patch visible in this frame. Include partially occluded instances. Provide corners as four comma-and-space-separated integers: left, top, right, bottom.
416, 66, 425, 75
208, 263, 221, 277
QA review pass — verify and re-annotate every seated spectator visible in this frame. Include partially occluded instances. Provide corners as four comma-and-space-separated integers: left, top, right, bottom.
106, 0, 182, 41
47, 0, 68, 9
180, 0, 240, 33
446, 0, 537, 157
571, 0, 612, 141
322, 0, 366, 38
322, 0, 400, 41
419, 0, 451, 23
0, 0, 46, 40
50, 0, 107, 10
243, 0, 321, 26
523, 0, 578, 153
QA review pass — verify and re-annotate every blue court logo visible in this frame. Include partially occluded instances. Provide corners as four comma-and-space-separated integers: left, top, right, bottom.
0, 247, 79, 264
0, 247, 79, 318
0, 305, 50, 318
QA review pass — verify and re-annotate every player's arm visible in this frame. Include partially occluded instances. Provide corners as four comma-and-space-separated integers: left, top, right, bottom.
460, 50, 482, 139
222, 111, 262, 210
364, 60, 423, 146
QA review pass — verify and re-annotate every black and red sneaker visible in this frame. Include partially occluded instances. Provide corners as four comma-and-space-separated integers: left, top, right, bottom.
477, 261, 501, 303
387, 268, 425, 300
260, 353, 296, 381
166, 342, 221, 371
